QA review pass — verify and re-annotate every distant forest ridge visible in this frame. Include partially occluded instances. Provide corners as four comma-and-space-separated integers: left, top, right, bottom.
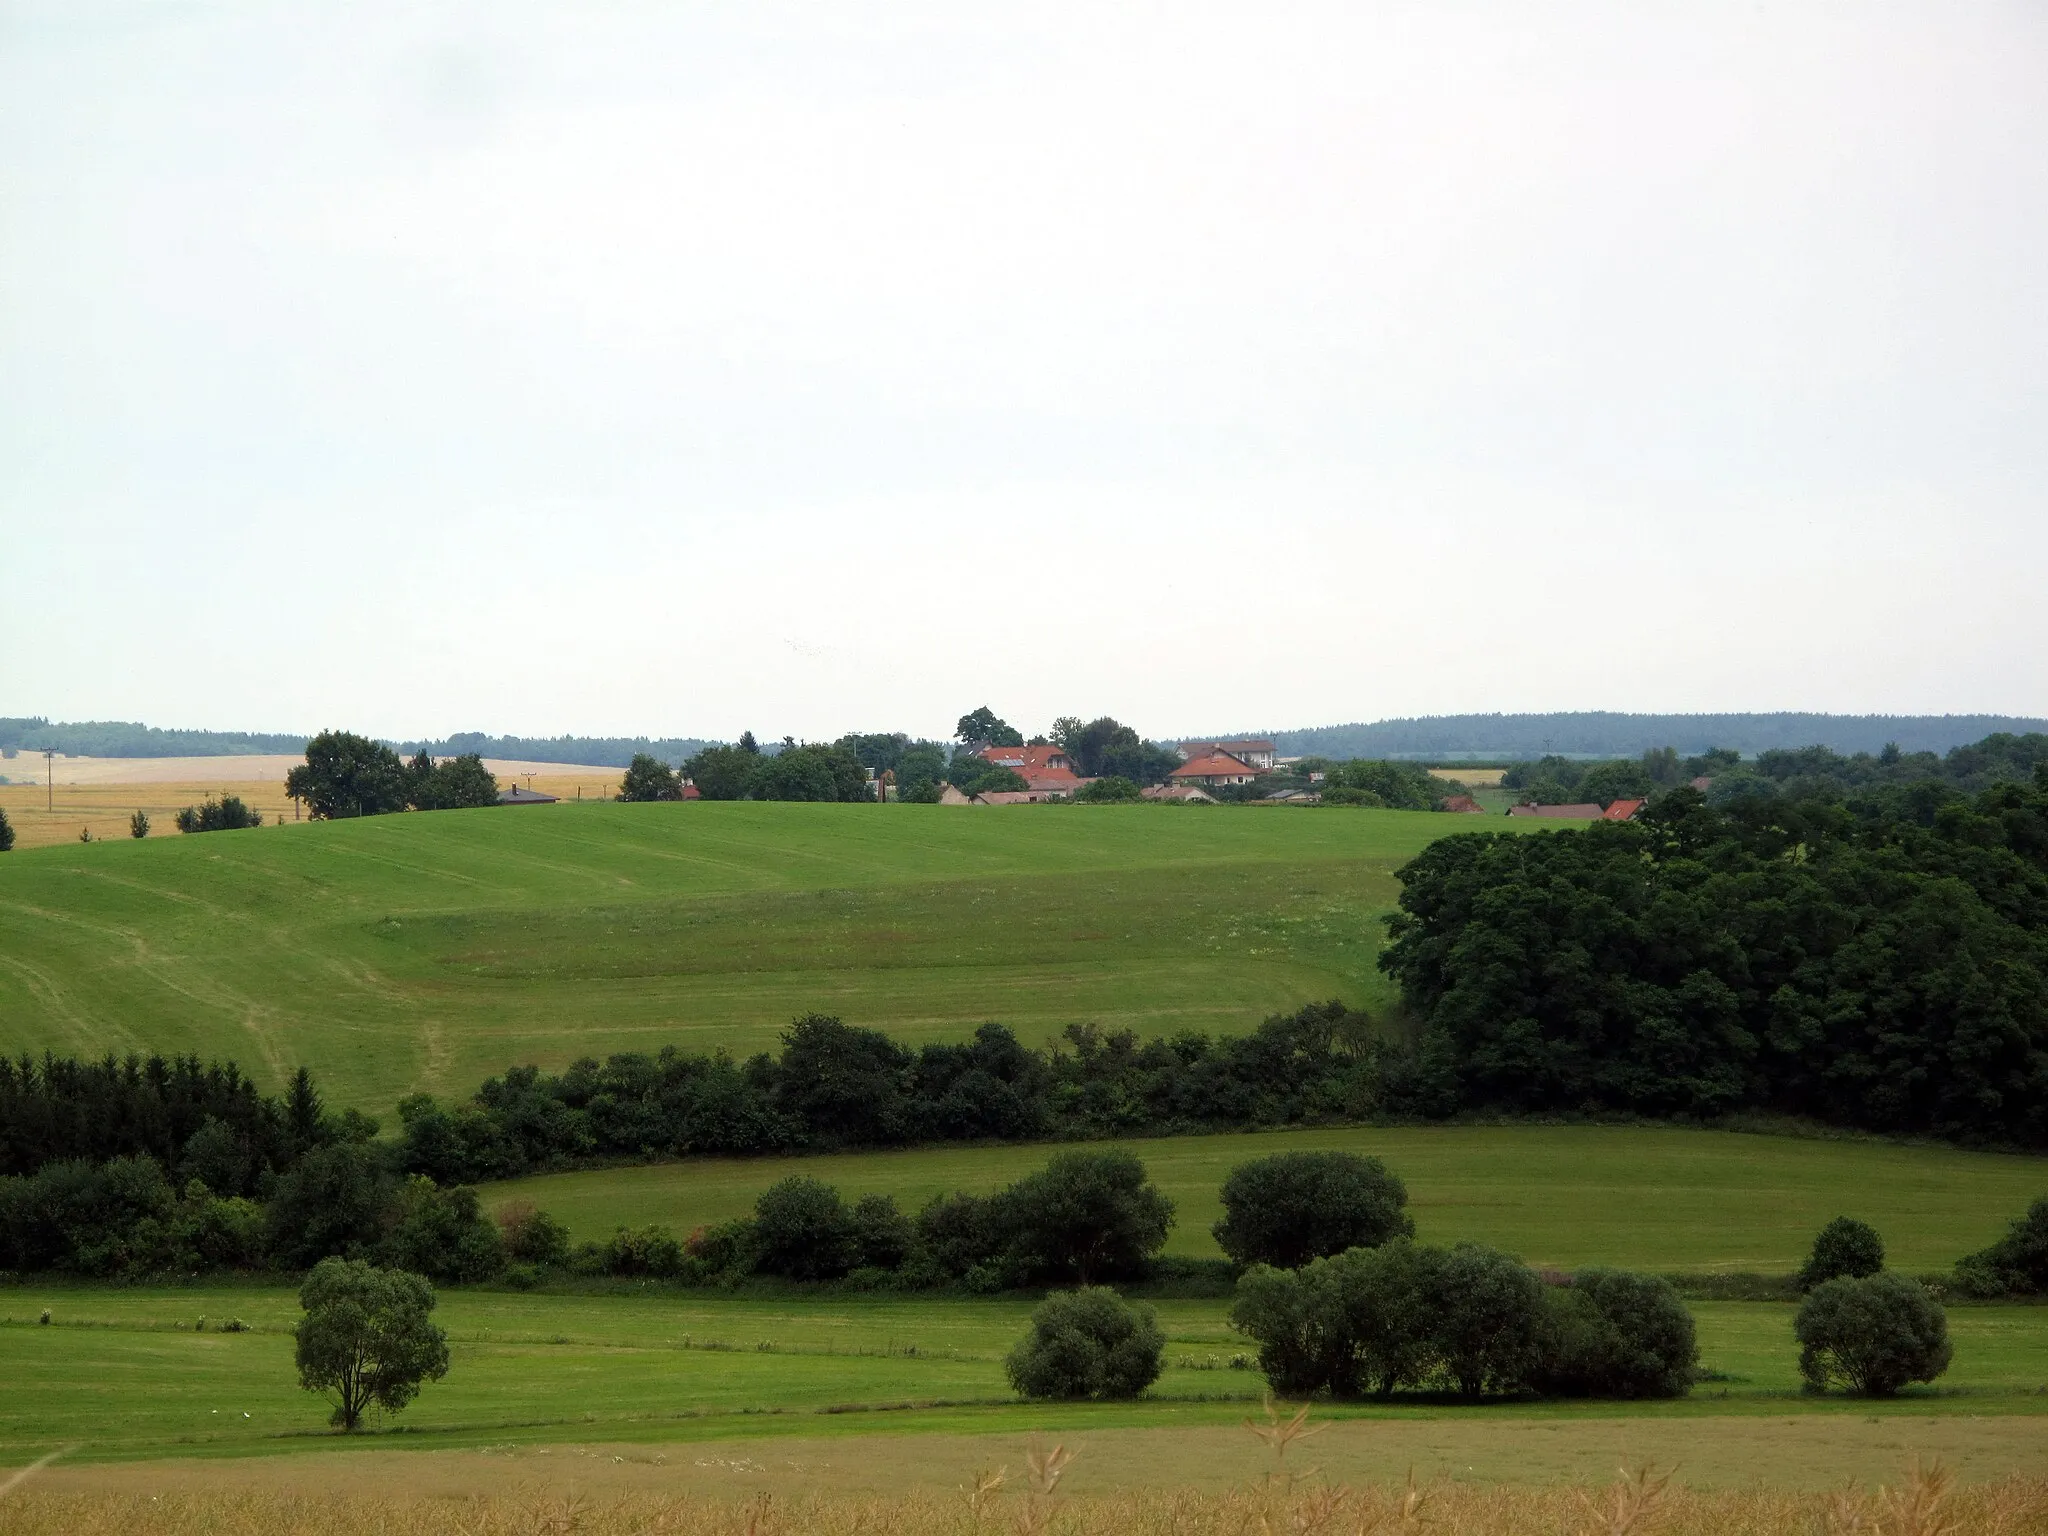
1251, 712, 2048, 761
0, 719, 714, 767
0, 718, 306, 759
9, 711, 2047, 766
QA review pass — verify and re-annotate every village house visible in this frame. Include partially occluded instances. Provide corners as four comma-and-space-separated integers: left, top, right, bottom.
976, 744, 1083, 795
1170, 751, 1263, 788
1177, 739, 1277, 772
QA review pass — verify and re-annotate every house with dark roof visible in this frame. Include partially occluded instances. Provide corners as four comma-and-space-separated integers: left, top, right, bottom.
497, 785, 558, 805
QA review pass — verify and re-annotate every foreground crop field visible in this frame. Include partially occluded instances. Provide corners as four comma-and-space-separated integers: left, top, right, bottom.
3, 1286, 2046, 1471
0, 801, 1464, 1113
483, 1124, 2048, 1273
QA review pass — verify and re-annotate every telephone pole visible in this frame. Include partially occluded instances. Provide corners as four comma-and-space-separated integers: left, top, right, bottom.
44, 749, 54, 812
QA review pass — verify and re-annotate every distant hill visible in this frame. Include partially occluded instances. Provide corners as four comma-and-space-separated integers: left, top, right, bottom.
1237, 712, 2048, 762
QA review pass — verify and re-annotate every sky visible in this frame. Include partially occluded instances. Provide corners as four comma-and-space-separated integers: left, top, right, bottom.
3, 1, 2045, 745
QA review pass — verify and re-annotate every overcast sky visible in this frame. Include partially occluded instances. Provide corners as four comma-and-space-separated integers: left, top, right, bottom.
3, 2, 2044, 744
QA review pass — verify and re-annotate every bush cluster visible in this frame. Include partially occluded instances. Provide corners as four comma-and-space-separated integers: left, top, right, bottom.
557, 1151, 1175, 1291
1231, 1242, 1698, 1401
1005, 1288, 1164, 1400
1795, 1273, 1952, 1396
1951, 1197, 2048, 1297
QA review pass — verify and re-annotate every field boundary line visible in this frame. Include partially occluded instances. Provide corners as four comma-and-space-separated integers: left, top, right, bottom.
0, 1445, 80, 1500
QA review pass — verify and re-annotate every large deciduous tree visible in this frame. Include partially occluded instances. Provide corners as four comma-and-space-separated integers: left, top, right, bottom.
286, 731, 409, 819
293, 1258, 450, 1430
618, 753, 682, 802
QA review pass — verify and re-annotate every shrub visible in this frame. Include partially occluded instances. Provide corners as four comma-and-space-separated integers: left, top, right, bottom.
850, 1193, 913, 1271
1795, 1273, 1952, 1396
683, 1219, 757, 1278
0, 808, 12, 851
1952, 1197, 2048, 1298
496, 1201, 570, 1266
1432, 1244, 1544, 1398
129, 809, 150, 839
1228, 1241, 1451, 1399
1004, 1150, 1173, 1285
175, 796, 262, 833
380, 1178, 505, 1283
263, 1142, 394, 1272
1798, 1217, 1885, 1291
1532, 1269, 1697, 1399
1075, 776, 1142, 803
1213, 1151, 1413, 1269
1005, 1287, 1164, 1400
912, 1191, 1010, 1282
752, 1176, 860, 1279
590, 1225, 686, 1278
293, 1258, 450, 1430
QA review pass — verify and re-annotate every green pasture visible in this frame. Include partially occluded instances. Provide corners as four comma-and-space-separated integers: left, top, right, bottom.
0, 801, 1466, 1115
486, 1123, 2048, 1274
3, 1285, 2046, 1467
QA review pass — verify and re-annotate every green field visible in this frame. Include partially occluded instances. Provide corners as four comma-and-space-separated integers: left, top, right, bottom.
486, 1124, 2048, 1273
4, 1285, 2046, 1470
0, 802, 1464, 1115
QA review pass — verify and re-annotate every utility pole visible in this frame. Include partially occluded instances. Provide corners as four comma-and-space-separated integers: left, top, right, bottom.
44, 749, 55, 813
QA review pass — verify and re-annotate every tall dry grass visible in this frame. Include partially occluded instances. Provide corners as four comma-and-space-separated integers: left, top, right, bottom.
6, 1416, 2045, 1536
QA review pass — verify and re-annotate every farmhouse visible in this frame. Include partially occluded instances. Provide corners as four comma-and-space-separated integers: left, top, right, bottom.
1142, 784, 1217, 804
1178, 738, 1277, 772
497, 785, 558, 805
1171, 751, 1263, 788
976, 744, 1083, 795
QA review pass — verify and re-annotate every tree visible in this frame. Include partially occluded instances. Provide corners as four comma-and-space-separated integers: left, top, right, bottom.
285, 731, 409, 819
408, 753, 500, 811
618, 753, 682, 803
129, 809, 150, 839
752, 742, 869, 802
1228, 1241, 1447, 1399
175, 796, 262, 833
1795, 1273, 1952, 1395
1799, 1217, 1885, 1291
496, 1201, 570, 1267
1532, 1269, 1698, 1398
955, 707, 1023, 750
1005, 1287, 1164, 1400
850, 1193, 913, 1271
1005, 1150, 1173, 1284
1049, 717, 1085, 753
894, 745, 948, 803
293, 1258, 451, 1430
683, 744, 760, 800
1213, 1151, 1413, 1269
947, 761, 1028, 798
752, 1175, 860, 1279
1575, 759, 1656, 807
0, 808, 11, 852
263, 1141, 392, 1271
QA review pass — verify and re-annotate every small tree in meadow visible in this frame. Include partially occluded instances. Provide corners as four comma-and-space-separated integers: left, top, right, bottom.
0, 807, 13, 851
1005, 1288, 1164, 1400
618, 753, 682, 803
1795, 1273, 1951, 1396
1005, 1150, 1174, 1285
129, 809, 150, 839
1798, 1217, 1885, 1291
294, 1258, 450, 1430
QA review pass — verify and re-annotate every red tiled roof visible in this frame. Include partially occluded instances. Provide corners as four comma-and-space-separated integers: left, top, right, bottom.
1172, 752, 1258, 780
1440, 795, 1486, 813
1601, 798, 1647, 821
978, 745, 1078, 784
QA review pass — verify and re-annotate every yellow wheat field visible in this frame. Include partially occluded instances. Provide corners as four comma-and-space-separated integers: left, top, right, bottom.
7, 1463, 2045, 1536
0, 766, 621, 849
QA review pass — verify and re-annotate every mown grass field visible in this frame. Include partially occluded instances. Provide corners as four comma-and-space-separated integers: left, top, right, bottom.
0, 801, 1466, 1114
482, 1124, 2048, 1274
3, 1285, 2046, 1473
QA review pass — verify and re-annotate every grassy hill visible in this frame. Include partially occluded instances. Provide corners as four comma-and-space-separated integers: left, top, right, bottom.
0, 802, 1464, 1115
483, 1123, 2048, 1274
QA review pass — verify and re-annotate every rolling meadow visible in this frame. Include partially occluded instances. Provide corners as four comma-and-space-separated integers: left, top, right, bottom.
4, 794, 2048, 1525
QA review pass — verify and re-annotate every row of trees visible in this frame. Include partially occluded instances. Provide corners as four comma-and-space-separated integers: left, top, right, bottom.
390, 1005, 1455, 1183
282, 731, 502, 818
1380, 773, 2048, 1145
